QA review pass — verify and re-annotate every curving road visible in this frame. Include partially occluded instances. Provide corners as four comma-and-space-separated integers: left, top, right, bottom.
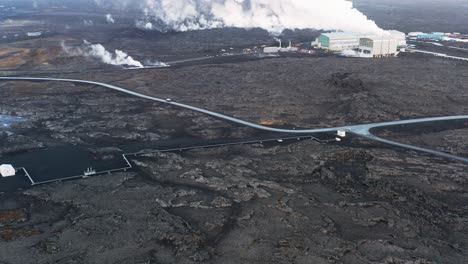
1, 76, 468, 164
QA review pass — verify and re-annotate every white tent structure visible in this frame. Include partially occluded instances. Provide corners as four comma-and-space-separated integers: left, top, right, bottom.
0, 164, 16, 177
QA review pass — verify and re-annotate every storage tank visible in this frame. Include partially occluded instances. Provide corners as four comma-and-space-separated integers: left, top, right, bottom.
0, 164, 16, 177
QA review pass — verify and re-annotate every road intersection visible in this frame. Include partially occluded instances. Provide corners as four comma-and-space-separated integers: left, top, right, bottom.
1, 76, 467, 164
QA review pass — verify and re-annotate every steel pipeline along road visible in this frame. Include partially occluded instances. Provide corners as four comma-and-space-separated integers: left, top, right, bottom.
405, 48, 468, 62
27, 135, 329, 186
1, 76, 468, 164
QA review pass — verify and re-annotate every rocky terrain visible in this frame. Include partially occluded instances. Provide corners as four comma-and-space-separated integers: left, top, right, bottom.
374, 120, 468, 157
1, 55, 467, 156
1, 54, 467, 263
1, 138, 467, 264
75, 55, 468, 128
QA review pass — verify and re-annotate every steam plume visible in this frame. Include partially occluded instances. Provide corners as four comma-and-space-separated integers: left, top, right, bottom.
61, 40, 144, 68
144, 59, 168, 67
95, 0, 384, 34
83, 19, 94, 26
105, 14, 115, 24
136, 20, 153, 30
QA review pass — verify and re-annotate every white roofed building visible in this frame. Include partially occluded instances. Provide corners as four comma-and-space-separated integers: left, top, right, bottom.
316, 30, 406, 52
317, 32, 363, 51
358, 37, 399, 58
387, 30, 407, 47
26, 31, 42, 37
408, 32, 424, 37
0, 164, 16, 177
264, 47, 280, 53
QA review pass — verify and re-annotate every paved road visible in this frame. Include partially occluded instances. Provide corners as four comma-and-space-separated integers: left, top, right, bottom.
406, 48, 468, 62
2, 76, 468, 163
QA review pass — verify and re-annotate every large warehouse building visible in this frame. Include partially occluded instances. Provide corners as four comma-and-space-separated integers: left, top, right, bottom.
315, 30, 406, 57
358, 37, 399, 58
387, 30, 407, 47
316, 32, 363, 51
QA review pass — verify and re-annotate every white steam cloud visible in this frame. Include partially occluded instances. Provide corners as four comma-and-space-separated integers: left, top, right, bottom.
61, 40, 144, 68
144, 59, 168, 67
83, 19, 94, 26
136, 20, 153, 30
105, 14, 115, 24
95, 0, 384, 35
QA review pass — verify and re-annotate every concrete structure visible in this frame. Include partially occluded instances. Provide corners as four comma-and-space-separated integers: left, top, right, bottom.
263, 46, 279, 53
264, 38, 281, 53
316, 31, 406, 54
358, 37, 399, 58
264, 40, 298, 53
0, 164, 16, 177
317, 32, 362, 51
26, 31, 42, 37
387, 30, 406, 47
279, 41, 299, 52
337, 130, 347, 137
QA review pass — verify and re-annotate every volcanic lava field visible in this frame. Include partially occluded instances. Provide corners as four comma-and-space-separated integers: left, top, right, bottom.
0, 1, 467, 264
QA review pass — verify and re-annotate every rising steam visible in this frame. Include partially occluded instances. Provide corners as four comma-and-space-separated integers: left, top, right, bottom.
105, 14, 115, 24
136, 20, 153, 30
61, 40, 144, 68
95, 0, 384, 34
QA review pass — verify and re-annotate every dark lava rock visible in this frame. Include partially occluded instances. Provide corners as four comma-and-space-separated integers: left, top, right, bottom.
326, 72, 366, 92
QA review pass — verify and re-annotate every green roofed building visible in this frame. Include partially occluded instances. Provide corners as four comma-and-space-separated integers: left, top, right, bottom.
314, 30, 406, 52
316, 32, 362, 51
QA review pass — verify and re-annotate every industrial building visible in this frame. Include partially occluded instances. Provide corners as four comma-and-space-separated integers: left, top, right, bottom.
407, 32, 424, 38
407, 32, 444, 40
263, 46, 280, 53
26, 31, 42, 37
263, 40, 298, 53
416, 33, 444, 40
410, 32, 468, 43
315, 30, 405, 57
358, 37, 399, 58
315, 30, 405, 51
263, 39, 281, 53
387, 30, 407, 47
316, 32, 362, 51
